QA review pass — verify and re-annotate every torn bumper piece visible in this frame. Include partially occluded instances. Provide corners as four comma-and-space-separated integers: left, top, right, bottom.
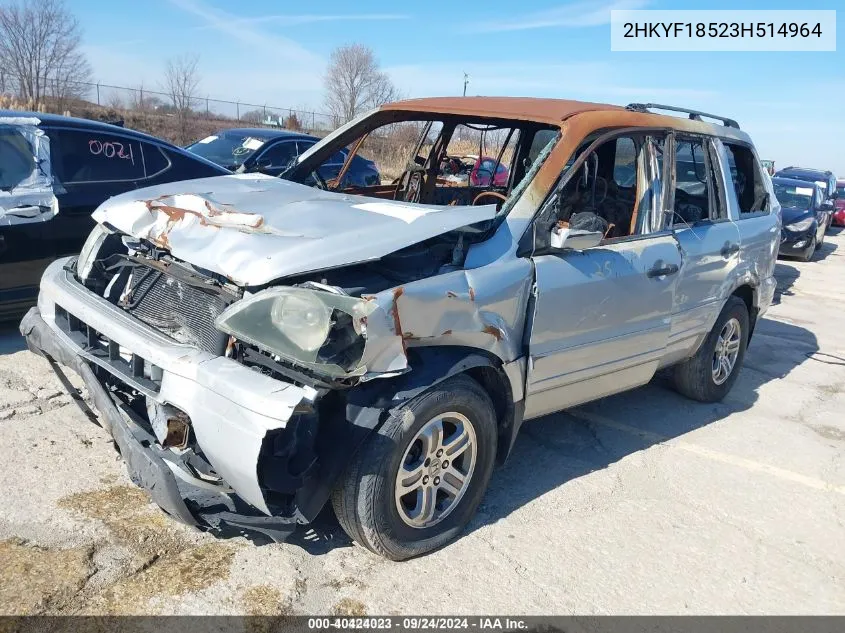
21, 307, 306, 542
19, 259, 320, 542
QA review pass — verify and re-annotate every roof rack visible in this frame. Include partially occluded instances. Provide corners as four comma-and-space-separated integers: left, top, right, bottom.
626, 103, 739, 129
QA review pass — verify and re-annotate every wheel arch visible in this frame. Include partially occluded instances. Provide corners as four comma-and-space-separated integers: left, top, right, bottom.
730, 283, 758, 340
290, 346, 525, 522
376, 346, 525, 466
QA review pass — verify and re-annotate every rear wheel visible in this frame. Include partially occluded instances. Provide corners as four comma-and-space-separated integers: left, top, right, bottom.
671, 296, 749, 403
331, 374, 497, 560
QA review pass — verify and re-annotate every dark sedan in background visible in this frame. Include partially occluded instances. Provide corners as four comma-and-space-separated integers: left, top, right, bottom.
186, 128, 381, 187
773, 166, 838, 230
0, 110, 229, 320
773, 177, 830, 262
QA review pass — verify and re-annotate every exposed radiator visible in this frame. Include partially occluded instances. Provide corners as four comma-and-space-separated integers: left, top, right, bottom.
121, 265, 230, 354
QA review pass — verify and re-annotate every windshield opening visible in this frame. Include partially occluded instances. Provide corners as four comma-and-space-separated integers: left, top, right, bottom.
287, 110, 560, 220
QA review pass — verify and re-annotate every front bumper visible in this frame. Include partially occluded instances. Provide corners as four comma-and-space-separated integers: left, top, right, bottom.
20, 257, 319, 540
779, 227, 815, 255
832, 209, 845, 226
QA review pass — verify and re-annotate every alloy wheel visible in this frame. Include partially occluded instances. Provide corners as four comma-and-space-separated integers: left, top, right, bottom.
394, 412, 478, 529
712, 317, 741, 385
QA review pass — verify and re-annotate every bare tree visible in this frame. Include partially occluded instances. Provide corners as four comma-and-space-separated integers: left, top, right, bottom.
0, 0, 91, 108
240, 108, 265, 124
324, 44, 400, 124
162, 54, 201, 144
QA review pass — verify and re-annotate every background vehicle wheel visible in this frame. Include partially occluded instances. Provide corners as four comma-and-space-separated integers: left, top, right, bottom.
671, 296, 749, 403
331, 374, 497, 561
799, 237, 816, 262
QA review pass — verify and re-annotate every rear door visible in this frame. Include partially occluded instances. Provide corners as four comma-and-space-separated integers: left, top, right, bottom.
718, 140, 780, 302
664, 134, 742, 365
524, 131, 681, 419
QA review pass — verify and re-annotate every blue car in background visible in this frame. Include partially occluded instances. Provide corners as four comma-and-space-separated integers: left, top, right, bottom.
186, 128, 381, 187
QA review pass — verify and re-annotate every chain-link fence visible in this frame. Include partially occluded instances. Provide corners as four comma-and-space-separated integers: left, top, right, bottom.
0, 73, 338, 145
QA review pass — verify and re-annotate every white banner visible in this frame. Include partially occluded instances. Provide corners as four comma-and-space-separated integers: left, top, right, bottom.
611, 10, 836, 51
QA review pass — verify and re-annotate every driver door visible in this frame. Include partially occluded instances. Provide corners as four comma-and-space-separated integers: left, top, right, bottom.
524, 131, 682, 419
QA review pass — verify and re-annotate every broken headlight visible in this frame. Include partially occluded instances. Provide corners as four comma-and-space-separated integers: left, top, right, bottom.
215, 287, 377, 376
786, 217, 814, 232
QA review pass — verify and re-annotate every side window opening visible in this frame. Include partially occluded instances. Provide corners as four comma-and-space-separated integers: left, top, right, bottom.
672, 137, 724, 225
140, 144, 170, 179
673, 138, 709, 224
612, 137, 637, 188
723, 143, 768, 215
553, 134, 656, 241
53, 129, 145, 184
256, 141, 298, 169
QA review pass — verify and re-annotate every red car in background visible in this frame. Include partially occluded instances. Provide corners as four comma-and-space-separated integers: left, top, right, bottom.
440, 154, 510, 187
470, 155, 509, 186
834, 179, 845, 226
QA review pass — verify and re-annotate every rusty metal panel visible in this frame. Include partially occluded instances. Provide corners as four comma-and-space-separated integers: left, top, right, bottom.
373, 256, 534, 364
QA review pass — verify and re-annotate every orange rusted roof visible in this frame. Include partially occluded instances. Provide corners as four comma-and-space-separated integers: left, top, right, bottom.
380, 96, 624, 125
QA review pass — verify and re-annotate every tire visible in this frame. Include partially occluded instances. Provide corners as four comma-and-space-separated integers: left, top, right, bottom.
331, 374, 497, 561
799, 237, 816, 262
671, 296, 749, 403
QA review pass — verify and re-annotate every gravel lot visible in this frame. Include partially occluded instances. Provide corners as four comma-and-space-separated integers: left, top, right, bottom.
1, 230, 843, 616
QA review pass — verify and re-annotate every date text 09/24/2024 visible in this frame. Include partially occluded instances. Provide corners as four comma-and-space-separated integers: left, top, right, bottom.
307, 618, 528, 630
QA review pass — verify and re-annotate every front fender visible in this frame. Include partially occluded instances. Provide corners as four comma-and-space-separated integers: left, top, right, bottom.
293, 346, 524, 521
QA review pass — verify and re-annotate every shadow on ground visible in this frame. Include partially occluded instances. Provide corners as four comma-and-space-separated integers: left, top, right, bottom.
813, 240, 838, 262
468, 316, 817, 534
773, 261, 800, 305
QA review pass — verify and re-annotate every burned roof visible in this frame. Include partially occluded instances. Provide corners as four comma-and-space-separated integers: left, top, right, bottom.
378, 96, 750, 142
380, 96, 624, 125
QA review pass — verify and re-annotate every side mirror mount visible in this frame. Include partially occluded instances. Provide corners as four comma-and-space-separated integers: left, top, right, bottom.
550, 225, 603, 251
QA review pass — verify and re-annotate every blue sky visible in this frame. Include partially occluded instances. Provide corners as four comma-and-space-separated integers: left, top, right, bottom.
72, 0, 843, 173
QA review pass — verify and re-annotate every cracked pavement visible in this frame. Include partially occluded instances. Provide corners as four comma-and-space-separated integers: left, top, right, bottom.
0, 230, 843, 615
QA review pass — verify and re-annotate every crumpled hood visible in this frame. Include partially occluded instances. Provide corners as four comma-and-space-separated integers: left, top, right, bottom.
93, 174, 496, 286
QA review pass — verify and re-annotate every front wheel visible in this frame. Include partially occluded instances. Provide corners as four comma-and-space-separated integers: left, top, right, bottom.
799, 236, 816, 262
331, 374, 497, 560
671, 296, 749, 402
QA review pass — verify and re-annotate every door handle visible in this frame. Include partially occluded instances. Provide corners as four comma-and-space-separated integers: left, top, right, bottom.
721, 242, 740, 258
647, 263, 679, 278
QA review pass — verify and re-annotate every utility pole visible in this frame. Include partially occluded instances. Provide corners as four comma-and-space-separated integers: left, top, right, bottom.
463, 72, 469, 97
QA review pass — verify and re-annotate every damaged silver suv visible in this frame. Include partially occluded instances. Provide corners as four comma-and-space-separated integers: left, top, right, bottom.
21, 98, 779, 560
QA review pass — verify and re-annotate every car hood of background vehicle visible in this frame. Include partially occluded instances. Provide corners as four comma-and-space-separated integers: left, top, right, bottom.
780, 206, 814, 225
92, 174, 497, 286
